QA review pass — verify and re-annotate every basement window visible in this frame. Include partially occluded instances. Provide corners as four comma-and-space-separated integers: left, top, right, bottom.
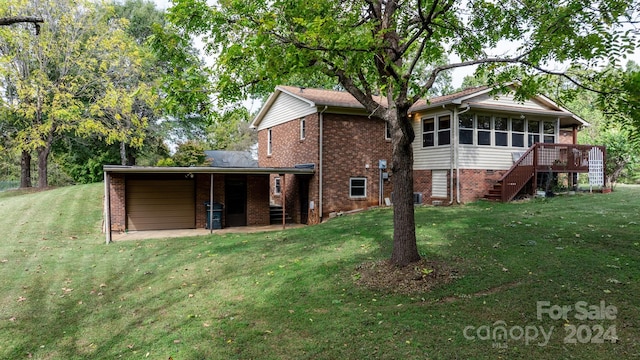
349, 178, 367, 198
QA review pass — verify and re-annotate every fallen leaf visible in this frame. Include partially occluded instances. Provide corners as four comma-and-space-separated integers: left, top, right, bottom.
17, 296, 26, 302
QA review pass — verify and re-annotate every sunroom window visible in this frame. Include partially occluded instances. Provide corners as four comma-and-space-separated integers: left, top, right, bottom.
422, 118, 435, 147
477, 115, 491, 146
459, 113, 474, 145
438, 115, 451, 145
495, 116, 508, 147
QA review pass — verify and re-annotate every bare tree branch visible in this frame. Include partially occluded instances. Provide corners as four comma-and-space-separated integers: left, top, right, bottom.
0, 16, 44, 34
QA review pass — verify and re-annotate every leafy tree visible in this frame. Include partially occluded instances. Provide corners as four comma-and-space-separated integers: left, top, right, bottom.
169, 0, 637, 266
170, 140, 208, 167
207, 107, 257, 152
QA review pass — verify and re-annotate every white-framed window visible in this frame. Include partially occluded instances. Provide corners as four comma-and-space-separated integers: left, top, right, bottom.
300, 118, 306, 140
349, 177, 367, 198
422, 114, 452, 147
476, 114, 492, 146
274, 177, 281, 195
267, 128, 273, 155
511, 118, 525, 147
438, 115, 451, 145
527, 120, 540, 147
459, 113, 474, 145
494, 116, 509, 147
422, 117, 435, 147
543, 121, 556, 143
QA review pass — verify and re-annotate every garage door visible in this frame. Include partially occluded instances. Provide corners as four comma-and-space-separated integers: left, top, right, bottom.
126, 179, 195, 231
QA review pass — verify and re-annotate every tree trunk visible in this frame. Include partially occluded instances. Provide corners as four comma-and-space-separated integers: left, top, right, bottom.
389, 106, 420, 267
37, 146, 50, 188
120, 141, 127, 166
20, 150, 32, 188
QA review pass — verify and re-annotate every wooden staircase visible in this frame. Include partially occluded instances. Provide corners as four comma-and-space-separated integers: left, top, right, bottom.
484, 143, 605, 202
269, 205, 293, 224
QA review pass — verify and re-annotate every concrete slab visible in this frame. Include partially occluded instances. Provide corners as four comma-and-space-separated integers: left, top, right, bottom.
110, 224, 305, 242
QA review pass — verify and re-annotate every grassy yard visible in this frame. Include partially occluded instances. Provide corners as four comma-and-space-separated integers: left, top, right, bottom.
0, 184, 638, 359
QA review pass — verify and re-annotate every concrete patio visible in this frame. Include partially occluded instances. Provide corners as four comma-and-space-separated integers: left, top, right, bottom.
110, 224, 305, 242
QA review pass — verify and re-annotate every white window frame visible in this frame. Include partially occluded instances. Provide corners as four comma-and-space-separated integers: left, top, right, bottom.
349, 177, 367, 198
267, 128, 273, 155
422, 117, 435, 147
274, 177, 281, 195
300, 118, 306, 140
476, 114, 492, 146
437, 115, 451, 146
458, 113, 474, 145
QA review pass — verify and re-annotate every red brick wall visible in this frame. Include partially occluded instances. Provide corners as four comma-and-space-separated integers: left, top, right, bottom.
457, 169, 507, 203
195, 174, 225, 228
258, 112, 393, 219
413, 170, 449, 204
559, 129, 574, 144
247, 175, 270, 226
194, 174, 270, 228
413, 169, 507, 204
322, 113, 393, 214
108, 173, 126, 231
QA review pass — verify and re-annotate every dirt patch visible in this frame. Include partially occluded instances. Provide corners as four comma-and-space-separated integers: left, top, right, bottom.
354, 258, 459, 294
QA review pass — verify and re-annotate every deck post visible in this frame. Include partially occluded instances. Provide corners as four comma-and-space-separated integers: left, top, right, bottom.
532, 144, 538, 195
280, 174, 286, 230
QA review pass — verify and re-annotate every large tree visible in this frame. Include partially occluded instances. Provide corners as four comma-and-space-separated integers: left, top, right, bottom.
169, 0, 638, 266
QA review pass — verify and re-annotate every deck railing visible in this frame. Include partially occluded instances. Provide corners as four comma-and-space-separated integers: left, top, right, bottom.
497, 143, 606, 202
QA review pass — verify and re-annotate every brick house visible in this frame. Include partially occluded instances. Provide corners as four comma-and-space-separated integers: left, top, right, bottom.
103, 84, 605, 241
251, 86, 394, 224
253, 85, 605, 214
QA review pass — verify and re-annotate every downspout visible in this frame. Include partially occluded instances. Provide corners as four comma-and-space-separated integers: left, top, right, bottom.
443, 105, 455, 205
104, 170, 112, 244
456, 104, 471, 204
318, 105, 328, 223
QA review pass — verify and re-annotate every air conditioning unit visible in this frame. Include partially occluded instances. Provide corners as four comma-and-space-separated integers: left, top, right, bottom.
390, 192, 423, 205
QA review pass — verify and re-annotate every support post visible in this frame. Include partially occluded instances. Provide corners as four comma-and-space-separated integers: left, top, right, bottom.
104, 171, 112, 244
210, 174, 214, 234
280, 174, 286, 230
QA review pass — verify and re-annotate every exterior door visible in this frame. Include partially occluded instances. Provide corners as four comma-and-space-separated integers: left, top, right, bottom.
225, 176, 247, 226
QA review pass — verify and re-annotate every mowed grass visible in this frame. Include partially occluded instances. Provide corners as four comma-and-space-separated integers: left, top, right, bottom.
0, 184, 639, 359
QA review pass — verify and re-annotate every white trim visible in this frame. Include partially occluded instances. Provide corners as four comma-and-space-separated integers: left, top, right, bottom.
274, 176, 281, 195
300, 117, 306, 140
267, 128, 273, 156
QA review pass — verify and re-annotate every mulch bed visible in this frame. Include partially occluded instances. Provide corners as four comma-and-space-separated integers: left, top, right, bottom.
354, 258, 459, 294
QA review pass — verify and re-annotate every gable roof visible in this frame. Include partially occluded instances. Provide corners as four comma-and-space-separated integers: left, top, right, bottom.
253, 84, 588, 129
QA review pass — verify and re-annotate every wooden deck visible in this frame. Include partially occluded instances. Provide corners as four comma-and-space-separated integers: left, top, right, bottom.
485, 143, 606, 202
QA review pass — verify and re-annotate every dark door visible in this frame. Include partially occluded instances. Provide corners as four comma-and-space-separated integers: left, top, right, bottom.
225, 176, 247, 226
299, 177, 309, 224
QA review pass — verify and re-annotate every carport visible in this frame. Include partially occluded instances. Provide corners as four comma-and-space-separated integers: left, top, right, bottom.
103, 165, 314, 244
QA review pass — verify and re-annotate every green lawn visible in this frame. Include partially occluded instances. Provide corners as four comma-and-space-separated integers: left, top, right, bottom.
0, 184, 638, 359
